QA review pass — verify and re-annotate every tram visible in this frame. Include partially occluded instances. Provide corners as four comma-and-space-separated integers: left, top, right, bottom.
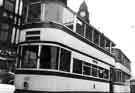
112, 48, 131, 93
14, 0, 124, 93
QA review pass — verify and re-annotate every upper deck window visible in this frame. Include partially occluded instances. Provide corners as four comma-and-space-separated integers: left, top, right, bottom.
62, 7, 74, 24
27, 2, 41, 23
83, 63, 91, 75
76, 18, 85, 36
45, 3, 63, 23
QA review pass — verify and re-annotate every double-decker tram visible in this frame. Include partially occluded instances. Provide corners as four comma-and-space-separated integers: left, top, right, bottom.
112, 48, 131, 93
15, 0, 117, 93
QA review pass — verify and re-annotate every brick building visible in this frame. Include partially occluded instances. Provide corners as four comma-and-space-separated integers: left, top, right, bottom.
0, 0, 22, 83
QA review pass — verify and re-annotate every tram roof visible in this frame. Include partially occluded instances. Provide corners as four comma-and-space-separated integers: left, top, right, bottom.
76, 15, 116, 47
66, 6, 116, 46
112, 48, 131, 63
22, 0, 115, 47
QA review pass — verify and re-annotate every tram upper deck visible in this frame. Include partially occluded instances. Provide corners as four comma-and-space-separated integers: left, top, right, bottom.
20, 0, 116, 66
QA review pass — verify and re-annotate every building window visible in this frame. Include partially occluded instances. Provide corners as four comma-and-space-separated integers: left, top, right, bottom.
59, 48, 71, 72
28, 2, 41, 22
73, 59, 82, 74
0, 60, 8, 70
22, 4, 27, 24
0, 24, 9, 42
4, 0, 14, 12
40, 46, 59, 69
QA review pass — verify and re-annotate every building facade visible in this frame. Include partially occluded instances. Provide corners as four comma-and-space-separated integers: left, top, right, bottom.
0, 0, 22, 79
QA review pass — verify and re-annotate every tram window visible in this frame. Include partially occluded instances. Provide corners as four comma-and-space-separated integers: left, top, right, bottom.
59, 49, 71, 72
45, 3, 63, 23
73, 59, 82, 74
62, 7, 74, 24
100, 36, 105, 48
28, 2, 41, 22
40, 46, 59, 70
83, 64, 91, 76
92, 65, 97, 77
85, 25, 93, 41
104, 69, 109, 79
76, 19, 85, 36
93, 31, 100, 45
98, 67, 104, 78
115, 70, 121, 82
21, 46, 38, 68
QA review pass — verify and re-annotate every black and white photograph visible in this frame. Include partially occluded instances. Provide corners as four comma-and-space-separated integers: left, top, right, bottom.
0, 0, 134, 93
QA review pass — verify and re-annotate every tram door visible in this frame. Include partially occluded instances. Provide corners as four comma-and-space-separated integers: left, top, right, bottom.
110, 67, 114, 93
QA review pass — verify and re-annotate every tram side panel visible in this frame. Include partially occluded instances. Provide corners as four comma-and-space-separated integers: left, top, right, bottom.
15, 74, 109, 92
113, 84, 130, 93
15, 45, 111, 92
113, 59, 131, 93
20, 28, 115, 66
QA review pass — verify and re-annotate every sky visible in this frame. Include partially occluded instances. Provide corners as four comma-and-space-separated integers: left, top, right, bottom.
68, 0, 135, 77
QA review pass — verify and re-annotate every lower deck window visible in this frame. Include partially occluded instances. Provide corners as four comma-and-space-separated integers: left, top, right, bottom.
21, 46, 38, 68
40, 46, 59, 69
83, 64, 91, 75
59, 49, 71, 72
73, 59, 82, 74
19, 45, 71, 72
104, 69, 109, 79
98, 67, 104, 78
73, 58, 109, 80
92, 66, 97, 77
40, 46, 71, 72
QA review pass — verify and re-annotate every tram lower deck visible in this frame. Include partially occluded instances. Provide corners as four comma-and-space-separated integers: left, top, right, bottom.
15, 42, 112, 93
